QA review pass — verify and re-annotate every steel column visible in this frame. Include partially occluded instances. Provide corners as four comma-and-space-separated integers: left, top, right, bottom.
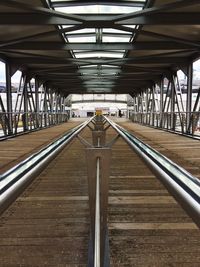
186, 63, 193, 134
23, 75, 29, 132
170, 76, 175, 131
34, 78, 40, 127
159, 78, 164, 128
5, 62, 13, 135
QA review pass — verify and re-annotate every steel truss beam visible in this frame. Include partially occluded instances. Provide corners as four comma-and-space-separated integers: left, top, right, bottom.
2, 41, 197, 50
0, 0, 84, 22
128, 69, 200, 136
0, 70, 71, 138
0, 13, 199, 25
114, 0, 200, 22
11, 57, 187, 65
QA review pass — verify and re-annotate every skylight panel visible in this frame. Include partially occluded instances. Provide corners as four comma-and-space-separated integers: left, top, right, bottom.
79, 65, 98, 68
55, 5, 141, 14
103, 28, 132, 34
74, 52, 124, 58
67, 29, 95, 34
123, 25, 137, 29
67, 36, 96, 43
101, 65, 120, 68
61, 25, 74, 28
102, 36, 131, 43
74, 50, 125, 55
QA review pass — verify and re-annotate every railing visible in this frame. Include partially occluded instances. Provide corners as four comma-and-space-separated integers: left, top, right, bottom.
129, 111, 200, 137
94, 156, 100, 267
105, 116, 200, 228
0, 111, 70, 138
85, 116, 111, 267
0, 117, 93, 214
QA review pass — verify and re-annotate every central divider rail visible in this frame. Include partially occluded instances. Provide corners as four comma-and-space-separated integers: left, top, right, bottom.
83, 115, 111, 267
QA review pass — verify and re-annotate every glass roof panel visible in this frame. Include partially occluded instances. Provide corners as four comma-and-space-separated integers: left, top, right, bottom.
74, 52, 124, 58
55, 5, 142, 14
102, 36, 131, 43
61, 25, 74, 28
103, 28, 132, 34
79, 65, 98, 68
67, 28, 95, 34
123, 25, 137, 29
101, 65, 120, 68
67, 36, 96, 43
74, 50, 125, 53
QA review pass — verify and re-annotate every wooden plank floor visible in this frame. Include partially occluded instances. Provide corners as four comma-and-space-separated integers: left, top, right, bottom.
116, 119, 200, 178
0, 119, 84, 174
109, 133, 200, 266
0, 129, 90, 266
0, 120, 199, 266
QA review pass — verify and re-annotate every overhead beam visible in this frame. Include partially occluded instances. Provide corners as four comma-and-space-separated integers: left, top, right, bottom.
0, 13, 80, 25
0, 25, 84, 49
39, 73, 160, 79
2, 41, 197, 50
115, 26, 200, 49
1, 13, 199, 25
11, 56, 187, 65
115, 13, 200, 25
0, 0, 84, 22
114, 0, 200, 22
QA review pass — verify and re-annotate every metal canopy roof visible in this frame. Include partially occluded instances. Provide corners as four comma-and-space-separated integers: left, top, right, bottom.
0, 0, 200, 96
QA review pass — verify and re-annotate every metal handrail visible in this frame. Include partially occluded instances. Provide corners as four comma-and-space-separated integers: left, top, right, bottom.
94, 136, 101, 267
105, 116, 200, 228
0, 117, 94, 214
94, 157, 100, 267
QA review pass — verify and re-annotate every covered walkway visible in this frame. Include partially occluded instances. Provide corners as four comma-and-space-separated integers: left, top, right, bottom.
0, 1, 200, 266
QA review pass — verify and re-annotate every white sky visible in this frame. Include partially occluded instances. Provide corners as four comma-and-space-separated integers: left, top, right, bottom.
0, 62, 21, 83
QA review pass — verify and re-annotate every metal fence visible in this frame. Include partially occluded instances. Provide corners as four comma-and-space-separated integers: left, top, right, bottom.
129, 111, 200, 136
0, 111, 70, 137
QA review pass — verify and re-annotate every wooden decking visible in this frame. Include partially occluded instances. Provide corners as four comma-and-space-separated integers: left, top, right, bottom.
117, 119, 200, 178
0, 128, 90, 266
0, 119, 199, 266
0, 120, 83, 174
109, 126, 200, 266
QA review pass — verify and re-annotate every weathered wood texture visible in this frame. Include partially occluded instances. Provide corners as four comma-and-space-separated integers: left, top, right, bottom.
108, 123, 200, 266
0, 120, 199, 266
117, 119, 200, 178
0, 120, 82, 174
0, 130, 90, 266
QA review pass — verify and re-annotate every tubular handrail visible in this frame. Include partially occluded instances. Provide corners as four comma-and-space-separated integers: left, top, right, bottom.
0, 117, 94, 214
94, 157, 100, 267
94, 135, 101, 267
105, 116, 200, 228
